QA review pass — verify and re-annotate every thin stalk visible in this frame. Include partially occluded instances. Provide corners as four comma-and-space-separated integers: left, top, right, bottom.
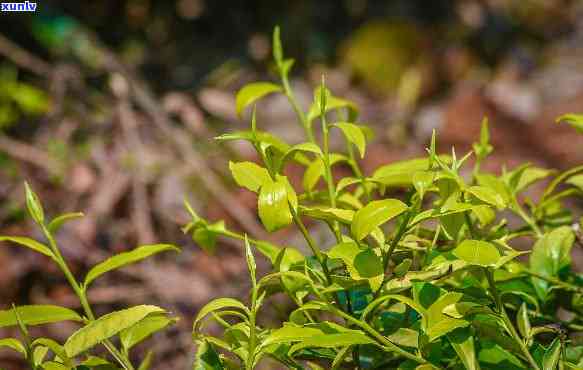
289, 205, 332, 285
328, 305, 426, 364
41, 226, 134, 370
374, 211, 413, 298
485, 268, 541, 370
346, 142, 371, 203
280, 72, 315, 143
422, 224, 440, 268
512, 200, 542, 238
320, 112, 342, 242
246, 280, 258, 369
523, 269, 583, 293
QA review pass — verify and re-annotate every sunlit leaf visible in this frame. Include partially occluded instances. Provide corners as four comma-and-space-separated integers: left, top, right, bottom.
193, 298, 248, 333
258, 178, 293, 232
0, 236, 53, 258
64, 305, 165, 357
84, 244, 180, 288
0, 338, 26, 355
235, 82, 282, 117
556, 113, 583, 134
351, 199, 408, 241
229, 161, 271, 193
453, 240, 501, 267
466, 186, 506, 209
24, 181, 44, 224
120, 314, 175, 351
0, 305, 82, 328
328, 242, 384, 291
48, 212, 84, 233
332, 122, 367, 158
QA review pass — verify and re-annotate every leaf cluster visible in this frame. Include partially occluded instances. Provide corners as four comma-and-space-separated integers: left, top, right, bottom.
0, 184, 179, 369
187, 27, 583, 370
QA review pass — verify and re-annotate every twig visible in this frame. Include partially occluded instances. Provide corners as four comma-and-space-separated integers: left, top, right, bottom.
0, 33, 51, 76
0, 135, 60, 173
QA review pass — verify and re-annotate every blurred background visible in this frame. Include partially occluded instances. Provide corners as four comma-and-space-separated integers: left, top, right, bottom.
0, 0, 582, 368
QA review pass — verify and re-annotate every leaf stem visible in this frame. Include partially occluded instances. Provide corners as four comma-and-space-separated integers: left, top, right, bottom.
374, 211, 413, 298
320, 108, 342, 242
485, 268, 540, 370
279, 71, 315, 143
328, 304, 426, 364
41, 225, 135, 370
289, 205, 332, 285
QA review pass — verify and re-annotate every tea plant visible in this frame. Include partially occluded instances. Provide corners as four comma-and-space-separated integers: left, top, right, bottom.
0, 184, 179, 369
186, 27, 583, 369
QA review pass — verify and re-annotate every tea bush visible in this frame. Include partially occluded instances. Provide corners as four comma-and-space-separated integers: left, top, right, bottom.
186, 28, 583, 369
0, 182, 179, 369
0, 27, 583, 369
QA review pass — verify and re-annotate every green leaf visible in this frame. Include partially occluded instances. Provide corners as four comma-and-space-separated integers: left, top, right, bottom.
351, 199, 408, 241
512, 167, 553, 193
542, 165, 583, 200
476, 174, 511, 204
33, 345, 49, 366
302, 154, 347, 192
393, 258, 412, 278
300, 206, 354, 224
258, 178, 293, 232
516, 303, 530, 339
566, 174, 583, 192
138, 350, 154, 370
386, 328, 419, 348
412, 171, 434, 199
235, 82, 282, 117
24, 181, 44, 224
229, 161, 271, 193
84, 244, 180, 288
530, 226, 574, 300
328, 242, 384, 291
478, 342, 524, 369
0, 305, 82, 328
331, 122, 366, 158
31, 338, 69, 365
288, 333, 375, 355
448, 327, 478, 370
193, 298, 248, 333
244, 235, 256, 284
466, 185, 506, 209
372, 156, 450, 188
543, 338, 561, 370
48, 212, 84, 233
261, 324, 324, 348
452, 240, 501, 267
120, 314, 175, 351
40, 361, 70, 370
281, 143, 323, 167
306, 88, 358, 124
425, 292, 468, 342
194, 340, 224, 370
64, 305, 165, 357
556, 113, 583, 133
272, 26, 283, 65
0, 236, 53, 258
0, 338, 26, 355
